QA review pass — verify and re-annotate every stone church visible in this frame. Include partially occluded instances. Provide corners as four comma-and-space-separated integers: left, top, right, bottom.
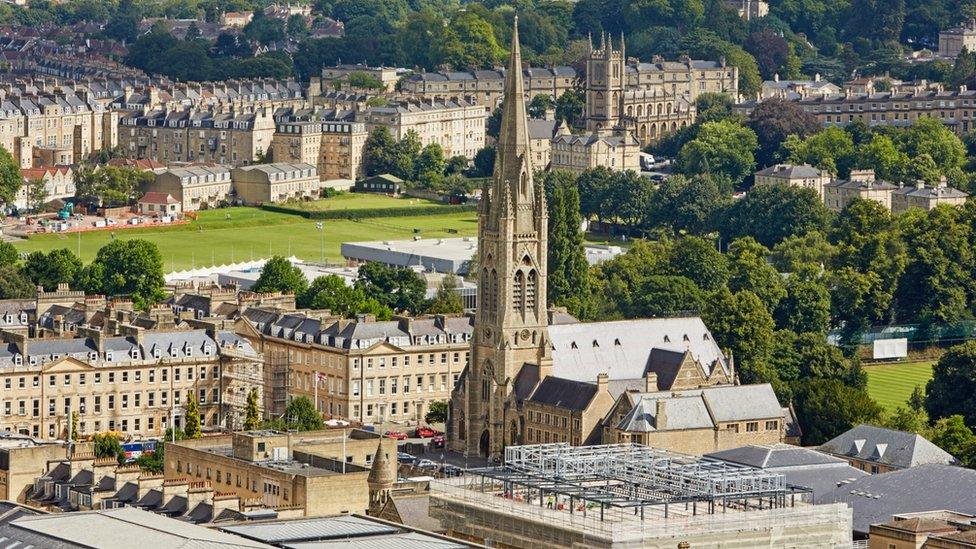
449, 20, 781, 460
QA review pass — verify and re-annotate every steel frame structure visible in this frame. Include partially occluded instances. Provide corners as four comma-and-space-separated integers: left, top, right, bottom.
465, 443, 810, 520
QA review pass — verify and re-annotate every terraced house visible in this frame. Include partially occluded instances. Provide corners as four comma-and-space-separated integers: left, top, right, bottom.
0, 327, 263, 440
236, 308, 473, 425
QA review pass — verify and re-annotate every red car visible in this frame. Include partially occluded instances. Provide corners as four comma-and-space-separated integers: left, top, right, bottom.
415, 426, 437, 438
385, 431, 408, 440
431, 435, 445, 448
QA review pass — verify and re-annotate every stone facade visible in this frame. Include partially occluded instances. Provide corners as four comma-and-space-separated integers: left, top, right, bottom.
550, 129, 641, 173
270, 120, 367, 182
891, 180, 969, 214
735, 87, 976, 137
400, 66, 578, 109
164, 430, 393, 517
823, 169, 898, 212
230, 162, 319, 205
0, 327, 263, 440
940, 19, 976, 58
236, 309, 472, 423
754, 163, 831, 199
363, 100, 486, 160
15, 166, 74, 210
118, 107, 276, 166
585, 34, 737, 146
144, 166, 233, 212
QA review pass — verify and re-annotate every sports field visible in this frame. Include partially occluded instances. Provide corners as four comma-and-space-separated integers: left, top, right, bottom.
285, 193, 444, 211
13, 198, 477, 272
864, 361, 936, 411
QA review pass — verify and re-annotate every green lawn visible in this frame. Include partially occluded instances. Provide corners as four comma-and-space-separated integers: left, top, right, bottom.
13, 206, 477, 272
280, 193, 445, 211
865, 361, 935, 411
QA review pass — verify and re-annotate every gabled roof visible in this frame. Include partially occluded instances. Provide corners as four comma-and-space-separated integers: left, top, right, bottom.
755, 163, 824, 179
818, 424, 958, 470
819, 464, 976, 534
140, 191, 179, 205
527, 376, 598, 411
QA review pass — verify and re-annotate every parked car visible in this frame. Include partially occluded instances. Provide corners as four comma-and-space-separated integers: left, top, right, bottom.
431, 435, 445, 449
385, 430, 408, 440
415, 426, 437, 438
397, 452, 416, 464
440, 464, 463, 477
416, 459, 437, 470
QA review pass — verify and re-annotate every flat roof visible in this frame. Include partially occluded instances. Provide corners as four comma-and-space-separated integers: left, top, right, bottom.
218, 515, 470, 548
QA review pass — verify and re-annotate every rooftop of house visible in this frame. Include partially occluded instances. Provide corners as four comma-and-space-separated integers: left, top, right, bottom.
613, 383, 784, 433
818, 424, 958, 470
755, 163, 825, 179
819, 464, 976, 534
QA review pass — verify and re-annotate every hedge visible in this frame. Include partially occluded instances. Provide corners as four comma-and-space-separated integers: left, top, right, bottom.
260, 203, 477, 220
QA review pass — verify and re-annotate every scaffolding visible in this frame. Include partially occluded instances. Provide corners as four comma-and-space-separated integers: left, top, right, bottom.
463, 443, 810, 521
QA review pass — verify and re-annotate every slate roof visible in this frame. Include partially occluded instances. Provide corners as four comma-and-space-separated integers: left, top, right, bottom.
755, 163, 824, 179
704, 443, 869, 503
547, 317, 728, 383
819, 464, 976, 534
818, 424, 958, 470
527, 376, 599, 411
614, 384, 784, 433
892, 183, 968, 199
512, 364, 539, 402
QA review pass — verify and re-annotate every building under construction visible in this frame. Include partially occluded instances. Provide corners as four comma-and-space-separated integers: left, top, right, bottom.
430, 443, 853, 548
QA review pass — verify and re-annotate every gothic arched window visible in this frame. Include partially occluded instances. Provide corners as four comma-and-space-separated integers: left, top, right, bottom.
489, 270, 499, 321
526, 270, 538, 315
513, 270, 524, 313
481, 268, 490, 320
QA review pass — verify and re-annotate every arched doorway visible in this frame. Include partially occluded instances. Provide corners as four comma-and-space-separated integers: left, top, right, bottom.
479, 430, 490, 457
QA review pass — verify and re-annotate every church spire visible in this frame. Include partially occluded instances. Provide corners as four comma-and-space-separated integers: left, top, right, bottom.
492, 16, 533, 204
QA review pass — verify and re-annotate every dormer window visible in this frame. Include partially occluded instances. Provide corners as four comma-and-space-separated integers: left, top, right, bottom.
28, 356, 37, 366
570, 341, 578, 349
105, 351, 113, 361
592, 340, 599, 348
13, 354, 22, 365
130, 349, 140, 360
88, 352, 98, 361
170, 346, 178, 357
663, 335, 671, 343
153, 347, 161, 359
203, 344, 213, 356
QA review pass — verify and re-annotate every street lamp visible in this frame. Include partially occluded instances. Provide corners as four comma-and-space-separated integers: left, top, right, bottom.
315, 222, 324, 262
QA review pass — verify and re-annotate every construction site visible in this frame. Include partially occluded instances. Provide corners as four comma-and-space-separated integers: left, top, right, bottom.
429, 443, 853, 548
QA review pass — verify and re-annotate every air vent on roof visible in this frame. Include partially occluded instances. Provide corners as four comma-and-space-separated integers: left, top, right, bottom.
570, 341, 577, 349
614, 338, 621, 346
592, 340, 599, 348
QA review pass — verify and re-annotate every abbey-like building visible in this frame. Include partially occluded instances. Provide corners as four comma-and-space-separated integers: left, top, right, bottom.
584, 34, 739, 146
448, 21, 787, 460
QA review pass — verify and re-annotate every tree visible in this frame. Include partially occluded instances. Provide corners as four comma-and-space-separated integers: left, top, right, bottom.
135, 429, 185, 473
528, 94, 555, 119
414, 143, 446, 181
727, 237, 786, 311
794, 378, 882, 445
744, 29, 790, 79
0, 242, 17, 265
776, 275, 831, 334
252, 256, 309, 296
184, 390, 202, 438
299, 275, 392, 319
748, 98, 821, 168
702, 288, 776, 384
677, 120, 758, 187
895, 206, 973, 326
785, 127, 856, 177
471, 147, 496, 178
244, 389, 261, 431
630, 275, 706, 318
425, 401, 448, 424
694, 93, 737, 124
362, 127, 396, 177
719, 185, 828, 247
928, 415, 976, 464
23, 177, 48, 213
855, 134, 909, 182
70, 412, 79, 442
0, 145, 20, 206
428, 275, 464, 314
89, 239, 166, 309
649, 174, 728, 235
544, 171, 590, 315
0, 265, 33, 299
555, 90, 585, 125
926, 341, 976, 428
284, 396, 324, 431
356, 262, 427, 314
92, 432, 126, 464
899, 117, 967, 174
576, 167, 615, 221
668, 237, 729, 292
23, 249, 82, 291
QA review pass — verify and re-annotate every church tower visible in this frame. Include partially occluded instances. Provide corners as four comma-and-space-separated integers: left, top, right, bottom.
585, 33, 626, 132
452, 17, 552, 459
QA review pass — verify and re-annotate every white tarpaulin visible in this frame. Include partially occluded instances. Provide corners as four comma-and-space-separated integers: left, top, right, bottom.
873, 338, 908, 360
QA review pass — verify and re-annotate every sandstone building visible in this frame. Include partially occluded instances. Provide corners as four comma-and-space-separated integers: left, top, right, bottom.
270, 119, 367, 182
